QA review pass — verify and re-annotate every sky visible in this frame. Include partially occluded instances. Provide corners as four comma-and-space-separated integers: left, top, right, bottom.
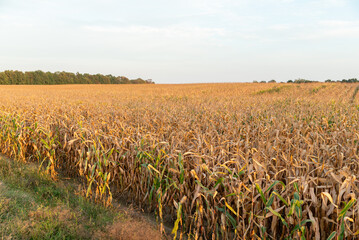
0, 0, 358, 83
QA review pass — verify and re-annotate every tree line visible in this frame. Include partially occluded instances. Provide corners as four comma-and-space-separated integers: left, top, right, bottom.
289, 78, 359, 83
0, 70, 154, 85
253, 78, 359, 84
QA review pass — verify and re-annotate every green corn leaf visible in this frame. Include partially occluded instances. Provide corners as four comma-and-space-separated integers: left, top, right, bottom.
266, 207, 288, 228
288, 201, 296, 217
226, 211, 237, 229
234, 171, 245, 178
86, 179, 94, 197
214, 177, 224, 188
295, 204, 302, 219
225, 192, 237, 198
266, 194, 275, 207
338, 198, 356, 220
339, 220, 345, 240
265, 180, 286, 193
195, 180, 209, 191
216, 206, 237, 229
255, 183, 266, 205
149, 186, 155, 204
326, 231, 336, 240
291, 219, 313, 234
177, 154, 185, 184
273, 191, 289, 206
172, 203, 182, 239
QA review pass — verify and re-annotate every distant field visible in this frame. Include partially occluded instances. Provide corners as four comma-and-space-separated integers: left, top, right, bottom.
0, 83, 358, 239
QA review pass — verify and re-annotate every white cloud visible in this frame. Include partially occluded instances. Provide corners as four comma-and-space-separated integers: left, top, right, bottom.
312, 0, 347, 7
294, 27, 359, 40
0, 14, 34, 27
319, 20, 359, 27
269, 24, 291, 30
84, 25, 226, 39
295, 19, 359, 39
311, 28, 359, 39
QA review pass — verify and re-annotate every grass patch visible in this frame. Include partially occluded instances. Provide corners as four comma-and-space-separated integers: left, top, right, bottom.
255, 85, 290, 95
0, 156, 122, 239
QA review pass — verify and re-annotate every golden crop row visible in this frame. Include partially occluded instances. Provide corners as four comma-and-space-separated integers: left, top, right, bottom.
0, 83, 358, 239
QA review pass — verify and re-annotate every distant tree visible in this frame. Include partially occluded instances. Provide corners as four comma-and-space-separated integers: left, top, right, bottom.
268, 79, 276, 83
117, 76, 130, 84
287, 80, 293, 83
347, 78, 358, 83
340, 78, 358, 83
294, 78, 317, 84
260, 80, 266, 83
130, 78, 147, 84
325, 79, 333, 82
0, 72, 9, 84
253, 80, 258, 83
146, 79, 154, 84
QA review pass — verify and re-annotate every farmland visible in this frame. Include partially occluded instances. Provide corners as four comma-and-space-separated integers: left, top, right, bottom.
0, 83, 358, 239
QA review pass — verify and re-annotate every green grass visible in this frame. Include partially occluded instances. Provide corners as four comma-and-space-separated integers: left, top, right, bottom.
0, 156, 122, 239
255, 85, 291, 95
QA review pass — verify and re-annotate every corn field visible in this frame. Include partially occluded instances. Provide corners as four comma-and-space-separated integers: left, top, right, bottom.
0, 83, 358, 239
